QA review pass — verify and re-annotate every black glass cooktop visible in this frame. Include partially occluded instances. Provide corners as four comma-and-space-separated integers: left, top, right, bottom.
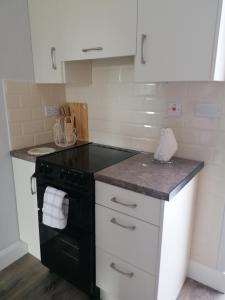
38, 143, 138, 173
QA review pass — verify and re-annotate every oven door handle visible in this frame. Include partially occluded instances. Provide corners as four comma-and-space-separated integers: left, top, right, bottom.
30, 173, 36, 195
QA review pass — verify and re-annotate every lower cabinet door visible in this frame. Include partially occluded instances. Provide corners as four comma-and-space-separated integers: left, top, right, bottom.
12, 158, 40, 259
96, 247, 156, 300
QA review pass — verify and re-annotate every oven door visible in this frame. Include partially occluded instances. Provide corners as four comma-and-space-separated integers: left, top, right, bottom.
36, 178, 96, 295
39, 221, 94, 294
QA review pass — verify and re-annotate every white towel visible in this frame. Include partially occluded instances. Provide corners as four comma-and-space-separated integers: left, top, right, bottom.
154, 128, 178, 162
42, 186, 69, 230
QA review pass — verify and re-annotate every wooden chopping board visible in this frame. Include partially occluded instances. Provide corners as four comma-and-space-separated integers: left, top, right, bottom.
68, 102, 88, 141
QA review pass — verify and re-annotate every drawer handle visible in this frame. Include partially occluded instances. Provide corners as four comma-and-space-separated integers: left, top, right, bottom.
110, 218, 136, 231
141, 34, 147, 64
111, 197, 137, 209
82, 47, 103, 52
110, 263, 134, 278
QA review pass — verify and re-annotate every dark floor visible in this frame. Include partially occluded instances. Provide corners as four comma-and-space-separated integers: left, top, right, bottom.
0, 254, 88, 300
0, 254, 224, 300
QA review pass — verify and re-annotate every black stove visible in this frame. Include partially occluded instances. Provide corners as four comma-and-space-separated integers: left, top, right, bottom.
35, 143, 137, 300
38, 143, 137, 173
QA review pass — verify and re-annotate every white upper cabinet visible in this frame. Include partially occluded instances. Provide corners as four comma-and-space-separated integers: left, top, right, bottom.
59, 0, 137, 61
135, 0, 225, 82
28, 0, 64, 83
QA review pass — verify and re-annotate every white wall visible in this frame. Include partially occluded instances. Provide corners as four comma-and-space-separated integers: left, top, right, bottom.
66, 57, 225, 270
0, 0, 34, 251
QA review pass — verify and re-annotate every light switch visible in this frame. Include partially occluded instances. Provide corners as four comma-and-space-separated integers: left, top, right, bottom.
168, 103, 182, 116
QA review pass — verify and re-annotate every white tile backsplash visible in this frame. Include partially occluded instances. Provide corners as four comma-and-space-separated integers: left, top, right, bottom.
66, 57, 225, 269
5, 80, 66, 149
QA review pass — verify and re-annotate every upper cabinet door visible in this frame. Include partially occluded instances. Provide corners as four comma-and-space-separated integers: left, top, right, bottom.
28, 0, 64, 83
59, 0, 137, 61
135, 0, 222, 82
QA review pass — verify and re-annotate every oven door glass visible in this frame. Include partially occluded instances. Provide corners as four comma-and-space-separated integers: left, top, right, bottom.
39, 220, 94, 294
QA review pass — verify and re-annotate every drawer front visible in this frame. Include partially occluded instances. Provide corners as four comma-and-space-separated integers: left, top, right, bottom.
96, 205, 159, 275
95, 181, 161, 226
96, 247, 156, 300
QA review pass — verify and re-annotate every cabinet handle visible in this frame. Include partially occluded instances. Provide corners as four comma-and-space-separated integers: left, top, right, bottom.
82, 47, 103, 52
110, 218, 136, 231
110, 263, 134, 278
110, 197, 137, 209
30, 174, 36, 195
141, 34, 147, 64
51, 47, 57, 70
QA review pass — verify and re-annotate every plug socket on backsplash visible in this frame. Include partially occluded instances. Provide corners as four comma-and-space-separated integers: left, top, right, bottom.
44, 105, 59, 117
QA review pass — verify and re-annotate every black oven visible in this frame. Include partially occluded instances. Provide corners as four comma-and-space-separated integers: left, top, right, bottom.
36, 161, 100, 299
35, 143, 137, 300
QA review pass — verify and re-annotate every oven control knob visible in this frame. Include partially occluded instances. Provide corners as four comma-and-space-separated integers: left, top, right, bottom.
71, 172, 80, 181
60, 169, 66, 179
45, 165, 52, 175
39, 163, 45, 173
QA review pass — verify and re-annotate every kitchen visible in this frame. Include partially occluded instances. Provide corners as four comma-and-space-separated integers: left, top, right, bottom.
0, 0, 225, 299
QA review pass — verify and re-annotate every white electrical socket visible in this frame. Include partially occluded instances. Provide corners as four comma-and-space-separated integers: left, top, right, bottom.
195, 103, 221, 118
44, 105, 59, 117
168, 103, 182, 116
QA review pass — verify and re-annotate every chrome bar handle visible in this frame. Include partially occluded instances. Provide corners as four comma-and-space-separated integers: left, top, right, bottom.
30, 174, 36, 195
51, 47, 57, 70
82, 47, 103, 52
110, 197, 137, 209
110, 218, 136, 231
110, 263, 134, 278
141, 34, 147, 64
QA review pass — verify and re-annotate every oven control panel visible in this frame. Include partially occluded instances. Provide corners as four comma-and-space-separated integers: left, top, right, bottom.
36, 161, 91, 190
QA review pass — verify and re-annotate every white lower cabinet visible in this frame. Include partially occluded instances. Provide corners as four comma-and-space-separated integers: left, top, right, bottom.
96, 247, 156, 300
96, 177, 199, 300
12, 158, 40, 259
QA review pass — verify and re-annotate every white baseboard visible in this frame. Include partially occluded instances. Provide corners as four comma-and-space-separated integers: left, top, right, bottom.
188, 260, 225, 293
0, 240, 28, 271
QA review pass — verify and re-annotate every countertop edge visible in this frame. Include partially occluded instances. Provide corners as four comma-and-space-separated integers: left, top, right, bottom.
94, 161, 204, 201
10, 141, 89, 163
168, 161, 204, 200
94, 173, 169, 200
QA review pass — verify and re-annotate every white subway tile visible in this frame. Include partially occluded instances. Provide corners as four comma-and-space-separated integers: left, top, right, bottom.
9, 123, 22, 137
5, 80, 30, 95
32, 107, 44, 120
157, 82, 188, 100
120, 66, 134, 83
34, 131, 53, 145
187, 82, 225, 101
11, 135, 34, 150
20, 93, 41, 108
44, 117, 56, 131
183, 116, 219, 130
8, 108, 32, 122
135, 83, 158, 97
22, 121, 44, 135
6, 94, 21, 109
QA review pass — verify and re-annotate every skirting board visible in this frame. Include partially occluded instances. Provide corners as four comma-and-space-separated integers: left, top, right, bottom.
0, 240, 28, 271
188, 260, 225, 293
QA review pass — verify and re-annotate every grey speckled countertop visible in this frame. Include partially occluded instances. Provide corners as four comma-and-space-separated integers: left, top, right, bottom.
10, 141, 89, 163
94, 153, 204, 201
